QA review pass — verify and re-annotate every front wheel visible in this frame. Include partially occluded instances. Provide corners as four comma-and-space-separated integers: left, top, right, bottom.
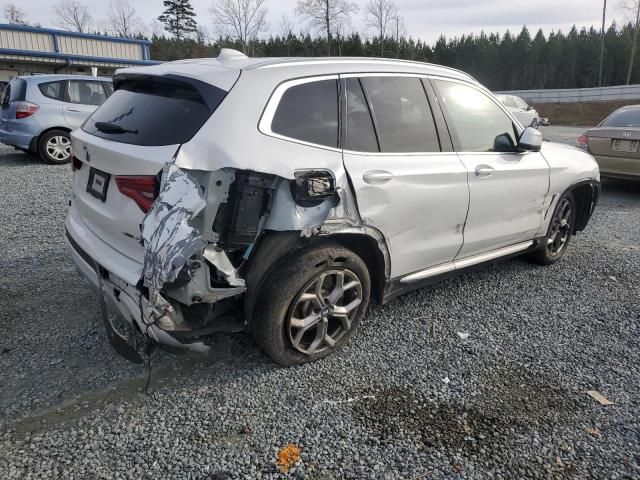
251, 243, 371, 366
527, 193, 575, 265
38, 129, 71, 164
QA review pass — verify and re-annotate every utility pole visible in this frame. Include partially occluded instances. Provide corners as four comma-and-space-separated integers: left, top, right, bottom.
599, 0, 607, 86
626, 0, 640, 85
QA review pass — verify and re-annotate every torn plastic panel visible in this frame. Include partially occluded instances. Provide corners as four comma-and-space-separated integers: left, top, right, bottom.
141, 164, 207, 293
131, 161, 389, 356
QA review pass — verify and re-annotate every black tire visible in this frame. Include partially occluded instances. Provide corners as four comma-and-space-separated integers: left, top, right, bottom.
531, 118, 539, 129
527, 192, 575, 265
38, 129, 71, 164
251, 242, 371, 366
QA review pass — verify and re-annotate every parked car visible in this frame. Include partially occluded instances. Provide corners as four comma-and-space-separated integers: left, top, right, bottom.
495, 94, 540, 128
539, 117, 551, 126
0, 75, 113, 164
66, 50, 600, 366
577, 105, 640, 180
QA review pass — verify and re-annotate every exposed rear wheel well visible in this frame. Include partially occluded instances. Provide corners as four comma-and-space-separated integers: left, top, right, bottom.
327, 234, 386, 304
568, 181, 600, 233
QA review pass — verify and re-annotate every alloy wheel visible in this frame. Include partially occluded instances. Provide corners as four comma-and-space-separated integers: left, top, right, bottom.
547, 198, 572, 256
287, 269, 363, 355
45, 135, 71, 161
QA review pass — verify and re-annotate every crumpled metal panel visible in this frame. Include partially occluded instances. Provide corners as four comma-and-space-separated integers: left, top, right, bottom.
141, 164, 206, 293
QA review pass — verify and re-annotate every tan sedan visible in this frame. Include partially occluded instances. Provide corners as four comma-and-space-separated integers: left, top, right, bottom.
578, 105, 640, 180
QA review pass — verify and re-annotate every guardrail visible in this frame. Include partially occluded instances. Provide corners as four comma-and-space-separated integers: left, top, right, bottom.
495, 84, 640, 103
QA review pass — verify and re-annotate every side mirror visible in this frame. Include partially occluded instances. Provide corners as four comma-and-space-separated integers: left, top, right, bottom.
518, 127, 542, 152
526, 105, 533, 111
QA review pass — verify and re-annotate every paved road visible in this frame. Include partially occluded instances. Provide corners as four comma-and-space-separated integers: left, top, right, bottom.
0, 134, 638, 479
539, 125, 585, 145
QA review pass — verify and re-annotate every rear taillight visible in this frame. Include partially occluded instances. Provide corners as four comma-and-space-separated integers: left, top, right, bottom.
576, 134, 589, 151
16, 101, 39, 119
71, 155, 83, 171
115, 175, 159, 213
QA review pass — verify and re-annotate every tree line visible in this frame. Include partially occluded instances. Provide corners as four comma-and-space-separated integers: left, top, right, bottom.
5, 0, 640, 90
151, 22, 640, 91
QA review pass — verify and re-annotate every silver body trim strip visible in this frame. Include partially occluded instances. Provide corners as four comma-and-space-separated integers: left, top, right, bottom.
400, 240, 534, 284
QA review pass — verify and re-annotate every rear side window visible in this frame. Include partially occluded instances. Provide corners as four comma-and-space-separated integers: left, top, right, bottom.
361, 77, 440, 153
434, 80, 518, 153
38, 81, 64, 100
2, 78, 26, 107
83, 76, 226, 146
271, 79, 339, 148
601, 108, 640, 128
344, 78, 379, 152
68, 80, 107, 106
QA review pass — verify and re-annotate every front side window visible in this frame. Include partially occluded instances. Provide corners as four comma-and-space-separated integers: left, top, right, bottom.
271, 79, 339, 148
361, 77, 440, 153
38, 81, 63, 100
434, 80, 518, 153
67, 80, 107, 106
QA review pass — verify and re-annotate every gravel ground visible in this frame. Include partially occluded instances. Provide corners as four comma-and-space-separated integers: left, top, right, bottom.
0, 130, 639, 479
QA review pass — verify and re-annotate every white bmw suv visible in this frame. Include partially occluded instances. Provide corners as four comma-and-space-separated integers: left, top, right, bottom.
66, 50, 600, 365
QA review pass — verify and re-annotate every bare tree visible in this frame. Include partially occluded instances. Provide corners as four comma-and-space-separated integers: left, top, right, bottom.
53, 0, 93, 33
279, 14, 294, 38
107, 0, 143, 37
365, 0, 396, 39
4, 3, 28, 25
622, 0, 640, 84
210, 0, 268, 54
295, 0, 359, 55
279, 14, 295, 55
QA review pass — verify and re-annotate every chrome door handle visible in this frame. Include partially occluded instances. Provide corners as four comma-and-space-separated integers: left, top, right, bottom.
66, 108, 82, 112
475, 165, 495, 177
363, 170, 393, 184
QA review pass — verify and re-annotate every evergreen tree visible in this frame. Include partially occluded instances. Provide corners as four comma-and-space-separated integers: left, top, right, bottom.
157, 0, 197, 40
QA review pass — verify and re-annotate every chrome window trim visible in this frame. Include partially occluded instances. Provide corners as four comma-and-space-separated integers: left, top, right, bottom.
258, 72, 526, 156
258, 74, 342, 153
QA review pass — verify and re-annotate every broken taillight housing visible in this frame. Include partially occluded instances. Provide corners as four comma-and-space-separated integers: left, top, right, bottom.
16, 101, 39, 119
71, 155, 83, 171
115, 175, 159, 213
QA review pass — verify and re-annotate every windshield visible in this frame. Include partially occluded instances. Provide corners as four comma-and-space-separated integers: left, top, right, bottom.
601, 108, 640, 128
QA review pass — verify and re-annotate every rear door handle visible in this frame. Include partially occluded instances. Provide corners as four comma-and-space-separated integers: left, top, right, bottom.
474, 165, 495, 177
363, 170, 393, 184
66, 108, 82, 112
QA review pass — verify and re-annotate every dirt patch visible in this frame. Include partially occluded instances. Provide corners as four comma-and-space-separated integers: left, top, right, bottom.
533, 100, 632, 127
351, 362, 585, 475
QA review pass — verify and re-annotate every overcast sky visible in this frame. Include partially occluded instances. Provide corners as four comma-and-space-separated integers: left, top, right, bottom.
14, 0, 627, 44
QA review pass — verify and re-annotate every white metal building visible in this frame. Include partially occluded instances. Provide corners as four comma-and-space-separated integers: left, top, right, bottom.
0, 23, 159, 81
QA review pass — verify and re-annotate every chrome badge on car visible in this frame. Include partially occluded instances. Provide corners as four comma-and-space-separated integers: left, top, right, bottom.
623, 131, 631, 138
83, 144, 91, 162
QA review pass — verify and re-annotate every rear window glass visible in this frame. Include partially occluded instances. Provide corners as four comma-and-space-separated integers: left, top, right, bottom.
601, 108, 640, 128
83, 76, 226, 146
2, 78, 26, 106
38, 81, 63, 100
271, 79, 339, 148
